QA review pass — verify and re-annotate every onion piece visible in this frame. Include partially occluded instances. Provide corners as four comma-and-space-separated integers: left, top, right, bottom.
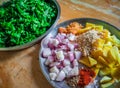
67, 33, 76, 41
50, 66, 59, 74
49, 73, 57, 81
63, 59, 71, 66
56, 70, 66, 81
74, 51, 82, 60
68, 51, 74, 62
67, 43, 74, 51
49, 62, 60, 67
67, 67, 79, 77
45, 56, 54, 65
42, 48, 51, 58
72, 59, 79, 67
63, 66, 72, 76
56, 50, 64, 61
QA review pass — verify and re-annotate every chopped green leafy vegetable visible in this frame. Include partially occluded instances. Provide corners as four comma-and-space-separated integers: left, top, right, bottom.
0, 0, 57, 47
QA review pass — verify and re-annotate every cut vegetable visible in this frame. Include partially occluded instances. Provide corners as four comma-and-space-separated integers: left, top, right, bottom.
100, 76, 112, 84
88, 57, 97, 66
100, 79, 114, 88
79, 57, 91, 67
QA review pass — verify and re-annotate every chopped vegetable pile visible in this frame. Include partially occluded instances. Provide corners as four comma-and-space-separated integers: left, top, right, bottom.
41, 22, 120, 88
0, 0, 57, 47
42, 33, 81, 81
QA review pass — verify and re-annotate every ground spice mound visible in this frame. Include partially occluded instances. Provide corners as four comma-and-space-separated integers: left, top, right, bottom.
78, 68, 95, 87
76, 30, 100, 56
66, 76, 80, 88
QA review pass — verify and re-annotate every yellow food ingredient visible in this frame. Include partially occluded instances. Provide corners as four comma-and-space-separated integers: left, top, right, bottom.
94, 25, 103, 32
79, 56, 98, 67
100, 79, 114, 88
97, 56, 109, 67
100, 76, 112, 84
111, 65, 120, 80
92, 39, 105, 50
99, 67, 111, 76
91, 67, 100, 79
86, 23, 95, 28
79, 57, 91, 67
101, 29, 110, 39
91, 49, 103, 58
111, 35, 120, 47
88, 56, 97, 66
78, 23, 120, 87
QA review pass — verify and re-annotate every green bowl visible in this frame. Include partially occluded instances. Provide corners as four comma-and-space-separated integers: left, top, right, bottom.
0, 0, 60, 51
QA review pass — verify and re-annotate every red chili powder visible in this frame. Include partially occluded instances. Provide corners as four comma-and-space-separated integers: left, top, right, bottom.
78, 68, 95, 87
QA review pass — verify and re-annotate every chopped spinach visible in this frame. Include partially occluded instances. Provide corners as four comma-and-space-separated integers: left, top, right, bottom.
0, 0, 57, 47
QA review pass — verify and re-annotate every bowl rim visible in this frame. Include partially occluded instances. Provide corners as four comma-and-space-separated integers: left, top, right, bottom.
39, 17, 120, 88
0, 0, 61, 51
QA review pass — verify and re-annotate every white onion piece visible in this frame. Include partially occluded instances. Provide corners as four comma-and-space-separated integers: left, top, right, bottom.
56, 33, 66, 42
72, 59, 78, 67
45, 56, 54, 65
74, 51, 81, 60
63, 66, 72, 76
50, 66, 59, 74
68, 52, 74, 62
60, 33, 66, 37
67, 33, 76, 41
56, 70, 66, 81
50, 39, 59, 47
49, 62, 60, 67
58, 45, 68, 51
67, 67, 79, 77
56, 51, 64, 61
62, 39, 69, 44
49, 73, 57, 81
67, 43, 74, 51
42, 48, 51, 58
63, 59, 71, 66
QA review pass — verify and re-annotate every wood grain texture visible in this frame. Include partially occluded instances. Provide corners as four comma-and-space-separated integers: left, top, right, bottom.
0, 0, 120, 88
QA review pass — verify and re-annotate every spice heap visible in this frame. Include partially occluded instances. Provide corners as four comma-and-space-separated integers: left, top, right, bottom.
78, 68, 95, 87
66, 76, 80, 88
66, 68, 95, 88
76, 30, 100, 56
58, 22, 83, 35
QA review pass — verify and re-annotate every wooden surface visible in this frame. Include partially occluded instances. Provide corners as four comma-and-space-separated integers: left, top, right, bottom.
0, 0, 120, 88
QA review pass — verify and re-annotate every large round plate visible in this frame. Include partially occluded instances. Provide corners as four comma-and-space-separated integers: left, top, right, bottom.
39, 18, 120, 88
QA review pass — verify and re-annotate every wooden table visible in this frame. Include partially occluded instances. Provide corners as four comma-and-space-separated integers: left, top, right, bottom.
0, 0, 120, 88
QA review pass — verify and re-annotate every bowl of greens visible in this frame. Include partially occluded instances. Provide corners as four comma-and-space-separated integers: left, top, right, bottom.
0, 0, 60, 51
